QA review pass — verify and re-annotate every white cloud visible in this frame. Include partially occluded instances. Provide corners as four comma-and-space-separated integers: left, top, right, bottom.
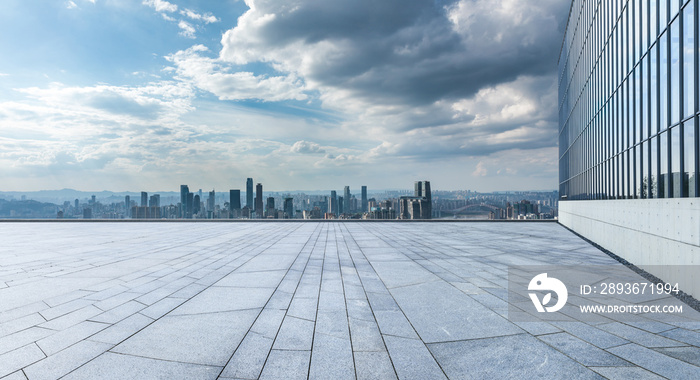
290, 140, 325, 154
0, 73, 9, 77
166, 45, 307, 102
180, 8, 219, 24
178, 20, 196, 39
473, 161, 488, 177
142, 0, 177, 13
66, 1, 78, 9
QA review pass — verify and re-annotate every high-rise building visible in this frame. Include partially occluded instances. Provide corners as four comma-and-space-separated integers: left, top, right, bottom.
188, 193, 195, 218
207, 190, 216, 219
361, 186, 368, 212
338, 196, 344, 215
180, 185, 189, 218
329, 191, 337, 215
283, 197, 294, 219
74, 199, 79, 211
255, 183, 263, 218
246, 178, 254, 209
230, 189, 241, 213
125, 195, 130, 217
558, 0, 699, 297
192, 194, 200, 216
149, 194, 160, 208
343, 186, 350, 214
140, 192, 148, 207
400, 181, 432, 219
266, 197, 275, 218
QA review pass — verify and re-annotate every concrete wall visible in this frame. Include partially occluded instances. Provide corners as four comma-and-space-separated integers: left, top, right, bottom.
559, 199, 700, 298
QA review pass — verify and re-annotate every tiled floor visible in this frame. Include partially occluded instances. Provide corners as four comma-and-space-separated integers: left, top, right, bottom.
0, 222, 699, 379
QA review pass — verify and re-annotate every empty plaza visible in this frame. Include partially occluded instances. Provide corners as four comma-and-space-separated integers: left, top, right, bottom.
0, 222, 699, 379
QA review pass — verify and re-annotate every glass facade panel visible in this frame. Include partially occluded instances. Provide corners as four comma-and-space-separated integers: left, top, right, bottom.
651, 136, 659, 197
660, 31, 669, 130
685, 119, 697, 196
671, 126, 681, 196
670, 19, 680, 124
684, 1, 695, 118
559, 0, 698, 200
660, 130, 669, 197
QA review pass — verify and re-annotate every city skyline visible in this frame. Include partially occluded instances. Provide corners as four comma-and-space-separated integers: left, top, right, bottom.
0, 0, 569, 192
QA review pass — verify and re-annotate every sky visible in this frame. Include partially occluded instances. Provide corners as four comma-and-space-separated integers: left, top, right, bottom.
0, 0, 571, 192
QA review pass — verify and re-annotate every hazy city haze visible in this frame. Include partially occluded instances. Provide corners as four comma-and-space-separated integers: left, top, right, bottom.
0, 0, 569, 192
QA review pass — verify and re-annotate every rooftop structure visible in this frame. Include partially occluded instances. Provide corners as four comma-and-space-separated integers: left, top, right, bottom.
1, 222, 699, 378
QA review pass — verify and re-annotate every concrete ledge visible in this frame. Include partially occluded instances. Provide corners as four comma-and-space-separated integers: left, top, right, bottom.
0, 219, 558, 223
559, 199, 700, 298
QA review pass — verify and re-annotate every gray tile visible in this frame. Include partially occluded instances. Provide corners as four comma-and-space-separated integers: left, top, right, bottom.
215, 270, 286, 288
287, 297, 318, 321
138, 297, 186, 319
598, 322, 687, 348
354, 351, 398, 380
37, 321, 108, 356
0, 314, 46, 336
383, 335, 447, 380
259, 349, 310, 380
62, 352, 221, 380
374, 310, 418, 339
112, 310, 258, 366
349, 317, 386, 352
390, 281, 522, 343
39, 305, 103, 331
273, 316, 315, 350
553, 322, 630, 349
88, 301, 145, 324
0, 327, 54, 356
607, 343, 700, 378
88, 313, 154, 345
428, 334, 601, 379
653, 346, 700, 366
371, 261, 439, 289
170, 287, 273, 315
660, 327, 700, 347
538, 332, 630, 366
249, 308, 286, 339
24, 340, 111, 380
309, 333, 354, 380
220, 332, 273, 379
0, 370, 28, 380
0, 344, 45, 378
589, 367, 665, 380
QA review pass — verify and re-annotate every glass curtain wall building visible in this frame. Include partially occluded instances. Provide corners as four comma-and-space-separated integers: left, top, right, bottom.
559, 0, 698, 200
558, 0, 700, 299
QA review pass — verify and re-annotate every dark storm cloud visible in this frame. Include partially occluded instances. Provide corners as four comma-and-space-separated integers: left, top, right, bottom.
221, 0, 571, 106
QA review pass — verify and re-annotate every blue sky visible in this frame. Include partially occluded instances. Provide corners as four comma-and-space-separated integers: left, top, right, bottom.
0, 0, 570, 192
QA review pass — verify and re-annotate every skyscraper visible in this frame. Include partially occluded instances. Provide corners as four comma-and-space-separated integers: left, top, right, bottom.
255, 183, 263, 218
180, 185, 189, 218
246, 178, 254, 209
230, 190, 241, 212
361, 186, 368, 213
187, 193, 194, 218
192, 194, 199, 217
149, 194, 160, 208
558, 0, 699, 297
125, 195, 130, 217
343, 186, 350, 214
283, 197, 293, 219
266, 197, 275, 218
329, 190, 337, 215
207, 190, 215, 218
140, 192, 147, 207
